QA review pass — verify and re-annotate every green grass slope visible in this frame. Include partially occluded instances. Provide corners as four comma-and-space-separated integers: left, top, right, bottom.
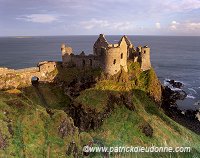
0, 61, 200, 158
0, 89, 81, 158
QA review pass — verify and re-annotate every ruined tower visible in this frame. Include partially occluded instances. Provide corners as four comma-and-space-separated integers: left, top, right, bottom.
93, 34, 131, 75
102, 46, 121, 75
61, 44, 73, 66
61, 34, 151, 75
93, 34, 109, 56
137, 45, 151, 71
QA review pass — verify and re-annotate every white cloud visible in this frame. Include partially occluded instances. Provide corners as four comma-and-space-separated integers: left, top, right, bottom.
169, 20, 180, 30
80, 19, 109, 29
178, 0, 200, 10
169, 21, 200, 33
80, 18, 135, 31
164, 0, 200, 12
17, 14, 58, 23
184, 22, 200, 30
155, 22, 161, 29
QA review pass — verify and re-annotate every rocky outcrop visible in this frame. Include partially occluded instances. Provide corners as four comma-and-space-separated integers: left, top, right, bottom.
162, 80, 200, 134
163, 86, 187, 105
64, 92, 135, 131
166, 79, 183, 89
0, 130, 7, 150
140, 123, 153, 137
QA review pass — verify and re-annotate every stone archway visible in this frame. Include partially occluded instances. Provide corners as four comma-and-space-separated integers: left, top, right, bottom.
31, 76, 39, 85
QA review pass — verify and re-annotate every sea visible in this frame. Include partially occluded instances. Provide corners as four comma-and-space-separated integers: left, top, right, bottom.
0, 35, 200, 110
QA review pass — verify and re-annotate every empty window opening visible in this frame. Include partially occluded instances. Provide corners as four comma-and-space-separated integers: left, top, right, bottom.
113, 59, 116, 65
82, 59, 86, 67
101, 48, 105, 55
121, 53, 123, 59
89, 59, 92, 66
144, 50, 146, 54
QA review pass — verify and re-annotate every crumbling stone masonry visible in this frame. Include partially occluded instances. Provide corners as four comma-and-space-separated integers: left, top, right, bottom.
61, 34, 151, 75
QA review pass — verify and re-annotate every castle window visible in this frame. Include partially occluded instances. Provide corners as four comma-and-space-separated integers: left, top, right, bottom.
113, 59, 116, 65
121, 53, 123, 59
82, 59, 86, 67
89, 59, 92, 66
101, 48, 105, 55
144, 50, 146, 54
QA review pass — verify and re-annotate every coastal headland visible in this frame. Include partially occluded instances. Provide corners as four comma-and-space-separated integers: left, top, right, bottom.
0, 35, 200, 157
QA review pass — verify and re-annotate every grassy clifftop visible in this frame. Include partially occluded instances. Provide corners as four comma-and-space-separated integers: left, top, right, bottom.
0, 88, 82, 158
0, 61, 200, 157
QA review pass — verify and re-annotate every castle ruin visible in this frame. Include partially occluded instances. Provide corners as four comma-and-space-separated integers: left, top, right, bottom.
61, 34, 151, 75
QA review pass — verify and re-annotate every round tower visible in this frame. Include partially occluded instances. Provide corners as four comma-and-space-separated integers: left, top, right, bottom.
103, 47, 121, 75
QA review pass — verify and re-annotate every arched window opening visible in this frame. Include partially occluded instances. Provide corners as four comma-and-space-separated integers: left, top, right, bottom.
121, 53, 123, 59
113, 59, 116, 65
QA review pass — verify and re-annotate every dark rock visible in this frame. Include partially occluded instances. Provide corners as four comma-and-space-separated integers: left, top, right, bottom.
141, 123, 153, 137
58, 119, 70, 139
162, 79, 200, 135
46, 108, 54, 117
66, 141, 78, 158
7, 124, 14, 136
185, 110, 198, 120
166, 79, 183, 88
163, 86, 187, 106
120, 93, 135, 111
0, 131, 7, 150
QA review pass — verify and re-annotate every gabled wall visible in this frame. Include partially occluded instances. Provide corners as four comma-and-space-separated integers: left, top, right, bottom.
93, 34, 109, 56
118, 36, 128, 72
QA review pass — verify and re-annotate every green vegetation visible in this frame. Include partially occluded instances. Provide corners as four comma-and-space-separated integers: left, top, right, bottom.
21, 83, 70, 110
54, 63, 102, 84
0, 61, 200, 157
75, 89, 110, 113
0, 90, 81, 158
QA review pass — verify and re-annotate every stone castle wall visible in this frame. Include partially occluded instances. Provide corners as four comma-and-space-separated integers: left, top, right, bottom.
118, 37, 128, 72
61, 34, 151, 75
70, 55, 101, 68
0, 61, 57, 90
93, 34, 109, 56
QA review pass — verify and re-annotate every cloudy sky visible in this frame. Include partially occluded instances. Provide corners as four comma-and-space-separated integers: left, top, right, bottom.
0, 0, 200, 36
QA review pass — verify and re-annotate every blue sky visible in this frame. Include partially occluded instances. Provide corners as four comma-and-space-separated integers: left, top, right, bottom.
0, 0, 200, 36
